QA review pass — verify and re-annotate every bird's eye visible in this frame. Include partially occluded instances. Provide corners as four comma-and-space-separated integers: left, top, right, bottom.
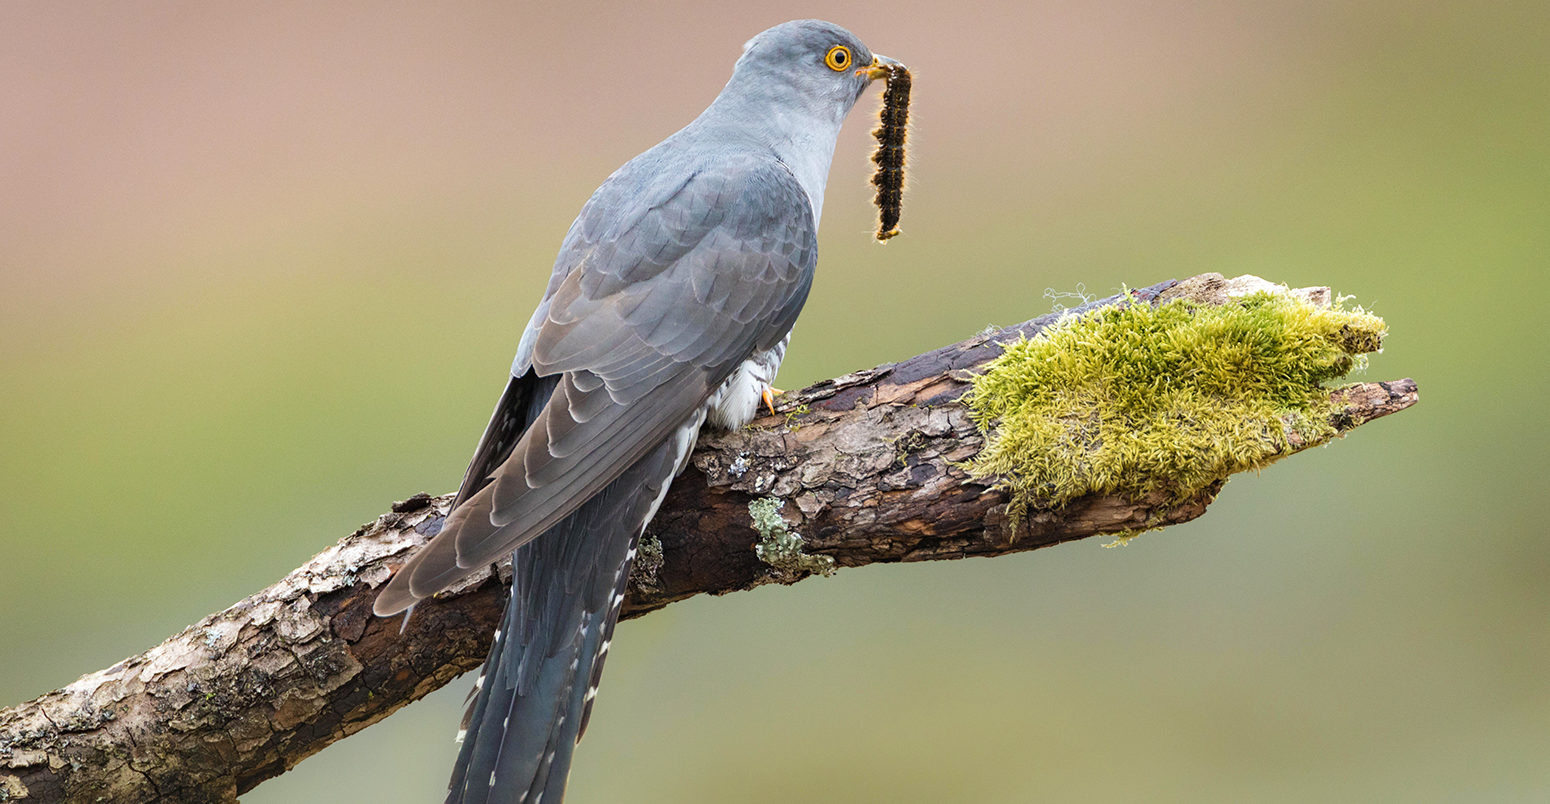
824, 45, 852, 72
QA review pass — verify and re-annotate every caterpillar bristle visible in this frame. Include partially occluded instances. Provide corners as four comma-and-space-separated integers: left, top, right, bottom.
869, 63, 911, 243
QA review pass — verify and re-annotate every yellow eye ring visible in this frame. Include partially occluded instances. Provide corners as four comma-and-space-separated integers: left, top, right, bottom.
824, 45, 852, 72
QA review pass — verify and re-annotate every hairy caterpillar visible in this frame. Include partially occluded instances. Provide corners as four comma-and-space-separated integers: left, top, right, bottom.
870, 63, 911, 242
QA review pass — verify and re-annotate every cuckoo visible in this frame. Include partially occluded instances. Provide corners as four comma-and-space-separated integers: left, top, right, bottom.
375, 20, 903, 803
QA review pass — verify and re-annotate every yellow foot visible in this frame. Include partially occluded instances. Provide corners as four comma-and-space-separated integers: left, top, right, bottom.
762, 386, 785, 415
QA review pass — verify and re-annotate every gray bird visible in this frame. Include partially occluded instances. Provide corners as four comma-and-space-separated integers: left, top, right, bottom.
374, 19, 897, 804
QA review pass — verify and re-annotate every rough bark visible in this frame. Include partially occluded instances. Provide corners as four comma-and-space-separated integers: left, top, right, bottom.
0, 275, 1419, 803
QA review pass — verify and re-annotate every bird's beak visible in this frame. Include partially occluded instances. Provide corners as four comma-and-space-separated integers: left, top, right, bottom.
860, 54, 904, 82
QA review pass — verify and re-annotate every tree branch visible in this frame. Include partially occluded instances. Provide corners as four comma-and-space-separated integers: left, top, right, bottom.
0, 275, 1418, 803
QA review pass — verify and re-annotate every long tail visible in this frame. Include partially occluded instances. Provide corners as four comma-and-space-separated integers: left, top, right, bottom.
445, 430, 686, 804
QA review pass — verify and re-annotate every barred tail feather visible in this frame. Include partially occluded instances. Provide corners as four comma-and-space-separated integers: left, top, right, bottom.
445, 422, 691, 804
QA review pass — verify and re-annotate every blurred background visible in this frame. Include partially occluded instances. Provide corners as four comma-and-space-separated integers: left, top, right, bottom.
2, 1, 1545, 801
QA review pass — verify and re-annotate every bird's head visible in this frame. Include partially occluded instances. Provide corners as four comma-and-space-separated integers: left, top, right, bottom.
725, 20, 900, 124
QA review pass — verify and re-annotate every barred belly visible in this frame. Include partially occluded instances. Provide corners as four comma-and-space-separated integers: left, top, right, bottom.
707, 332, 791, 430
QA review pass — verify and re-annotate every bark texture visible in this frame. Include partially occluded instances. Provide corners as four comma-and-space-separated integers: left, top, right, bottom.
0, 275, 1419, 803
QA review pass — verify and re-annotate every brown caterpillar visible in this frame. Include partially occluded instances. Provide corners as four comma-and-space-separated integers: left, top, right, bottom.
870, 62, 911, 242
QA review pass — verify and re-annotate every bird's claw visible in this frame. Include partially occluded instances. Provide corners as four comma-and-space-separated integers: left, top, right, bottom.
762, 386, 784, 415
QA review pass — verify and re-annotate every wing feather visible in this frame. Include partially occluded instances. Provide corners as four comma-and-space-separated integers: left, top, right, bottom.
375, 150, 814, 616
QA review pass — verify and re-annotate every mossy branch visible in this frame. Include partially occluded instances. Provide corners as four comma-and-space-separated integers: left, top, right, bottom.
0, 274, 1418, 803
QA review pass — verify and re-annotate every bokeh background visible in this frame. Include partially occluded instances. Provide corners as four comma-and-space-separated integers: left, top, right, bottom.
3, 2, 1545, 801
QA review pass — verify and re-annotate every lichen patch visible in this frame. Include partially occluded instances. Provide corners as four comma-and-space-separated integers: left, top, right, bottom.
748, 497, 836, 578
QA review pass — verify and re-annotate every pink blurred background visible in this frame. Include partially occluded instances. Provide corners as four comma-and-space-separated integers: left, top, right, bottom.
4, 2, 1546, 802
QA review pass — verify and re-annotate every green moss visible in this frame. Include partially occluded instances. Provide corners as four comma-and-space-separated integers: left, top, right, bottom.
749, 497, 836, 578
962, 287, 1386, 514
783, 402, 810, 430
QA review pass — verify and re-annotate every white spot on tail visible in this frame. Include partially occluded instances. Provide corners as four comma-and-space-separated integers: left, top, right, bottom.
455, 728, 467, 744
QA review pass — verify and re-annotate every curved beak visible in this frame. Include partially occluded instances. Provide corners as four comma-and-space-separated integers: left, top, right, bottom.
861, 53, 905, 82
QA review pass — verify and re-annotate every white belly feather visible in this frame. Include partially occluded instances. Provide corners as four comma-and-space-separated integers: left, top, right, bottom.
706, 332, 791, 431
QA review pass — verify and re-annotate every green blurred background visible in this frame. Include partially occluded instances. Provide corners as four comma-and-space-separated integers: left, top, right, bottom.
3, 2, 1545, 801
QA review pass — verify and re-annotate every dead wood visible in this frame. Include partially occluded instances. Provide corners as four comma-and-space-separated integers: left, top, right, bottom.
0, 275, 1418, 803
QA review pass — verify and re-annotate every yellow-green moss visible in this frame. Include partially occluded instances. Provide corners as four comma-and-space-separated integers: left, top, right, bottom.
962, 288, 1387, 513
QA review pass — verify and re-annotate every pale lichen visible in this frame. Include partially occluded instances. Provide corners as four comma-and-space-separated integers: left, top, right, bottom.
962, 281, 1387, 516
748, 497, 835, 578
629, 533, 665, 594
